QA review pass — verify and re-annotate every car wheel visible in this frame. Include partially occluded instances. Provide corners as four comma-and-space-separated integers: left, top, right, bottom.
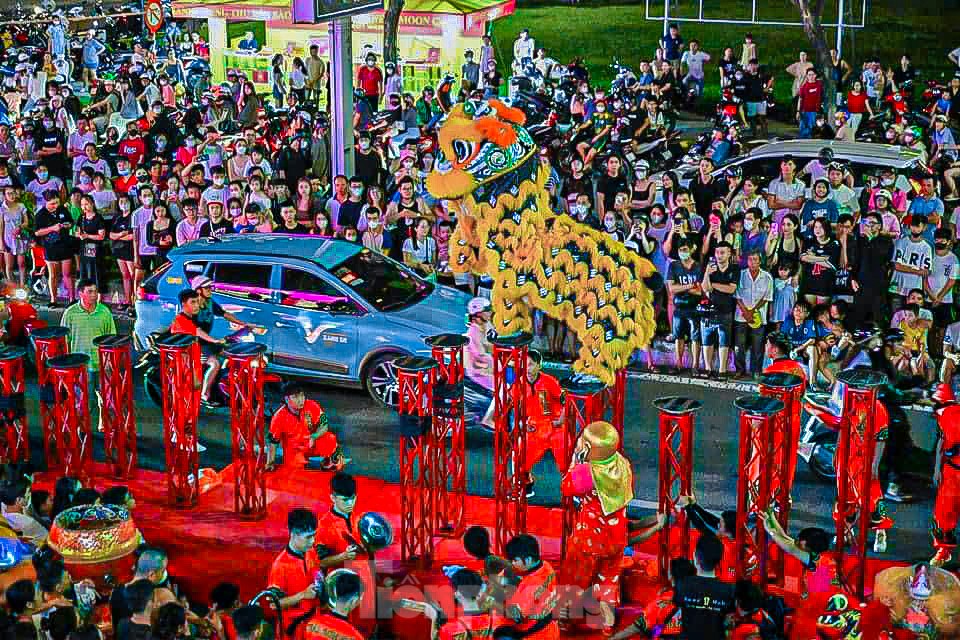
143, 367, 163, 407
364, 353, 401, 407
808, 438, 837, 483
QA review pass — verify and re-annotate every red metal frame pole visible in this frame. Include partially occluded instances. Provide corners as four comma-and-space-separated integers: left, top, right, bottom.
833, 369, 887, 603
225, 342, 268, 520
733, 395, 785, 586
31, 326, 69, 468
394, 355, 438, 568
0, 347, 28, 463
46, 354, 93, 480
560, 377, 605, 561
94, 335, 137, 478
600, 368, 627, 446
156, 333, 201, 508
491, 333, 531, 555
426, 334, 468, 538
653, 396, 702, 584
758, 372, 804, 587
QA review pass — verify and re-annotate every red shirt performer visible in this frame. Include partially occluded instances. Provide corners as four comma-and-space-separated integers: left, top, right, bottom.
295, 570, 365, 640
560, 421, 633, 634
500, 534, 559, 640
932, 384, 960, 566
314, 473, 377, 636
266, 382, 343, 471
522, 350, 565, 498
266, 508, 322, 638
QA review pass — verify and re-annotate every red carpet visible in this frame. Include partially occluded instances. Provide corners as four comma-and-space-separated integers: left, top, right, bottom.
35, 463, 911, 639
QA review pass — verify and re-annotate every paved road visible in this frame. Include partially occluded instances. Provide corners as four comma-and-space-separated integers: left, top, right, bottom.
23, 306, 941, 564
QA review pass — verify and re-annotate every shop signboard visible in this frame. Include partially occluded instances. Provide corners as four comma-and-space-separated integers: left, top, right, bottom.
292, 0, 383, 23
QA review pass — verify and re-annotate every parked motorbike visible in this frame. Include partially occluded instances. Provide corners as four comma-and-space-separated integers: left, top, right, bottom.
138, 327, 284, 416
1, 285, 45, 350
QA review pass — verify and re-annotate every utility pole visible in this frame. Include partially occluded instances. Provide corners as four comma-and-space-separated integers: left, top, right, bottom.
329, 17, 355, 178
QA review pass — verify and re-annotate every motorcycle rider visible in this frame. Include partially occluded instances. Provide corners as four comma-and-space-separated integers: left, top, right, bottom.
188, 275, 263, 409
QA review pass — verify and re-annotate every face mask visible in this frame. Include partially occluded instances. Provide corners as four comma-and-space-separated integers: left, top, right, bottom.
186, 140, 196, 148
142, 197, 154, 206
214, 178, 225, 187
402, 160, 415, 168
651, 213, 664, 224
368, 219, 380, 229
604, 218, 616, 230
43, 119, 54, 128
881, 177, 894, 186
367, 60, 375, 67
635, 169, 648, 179
596, 106, 605, 113
359, 140, 371, 150
317, 220, 328, 229
35, 171, 48, 181
350, 187, 363, 198
80, 175, 91, 184
152, 106, 162, 114
118, 167, 130, 176
744, 220, 755, 231
678, 250, 692, 261
230, 207, 242, 216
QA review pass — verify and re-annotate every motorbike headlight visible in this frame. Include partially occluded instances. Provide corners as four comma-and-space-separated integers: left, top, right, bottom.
11, 289, 27, 301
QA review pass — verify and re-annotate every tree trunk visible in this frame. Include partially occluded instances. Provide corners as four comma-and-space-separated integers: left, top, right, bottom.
794, 0, 835, 114
383, 0, 404, 64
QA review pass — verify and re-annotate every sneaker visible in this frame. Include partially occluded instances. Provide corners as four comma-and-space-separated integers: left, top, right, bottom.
884, 483, 913, 503
200, 398, 224, 411
525, 481, 535, 498
932, 548, 953, 567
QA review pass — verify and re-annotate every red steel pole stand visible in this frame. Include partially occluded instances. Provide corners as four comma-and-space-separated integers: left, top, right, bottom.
0, 347, 28, 463
758, 371, 804, 587
733, 394, 785, 586
653, 396, 702, 584
94, 335, 137, 478
426, 334, 468, 538
31, 326, 69, 467
833, 369, 887, 603
225, 342, 268, 520
560, 377, 605, 561
600, 368, 627, 447
46, 354, 93, 480
394, 355, 438, 568
491, 333, 531, 555
156, 333, 201, 508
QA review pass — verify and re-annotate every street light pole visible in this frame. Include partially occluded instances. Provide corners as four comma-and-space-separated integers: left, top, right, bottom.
329, 17, 355, 178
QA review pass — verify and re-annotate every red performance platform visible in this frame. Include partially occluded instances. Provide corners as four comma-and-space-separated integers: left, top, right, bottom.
34, 461, 910, 640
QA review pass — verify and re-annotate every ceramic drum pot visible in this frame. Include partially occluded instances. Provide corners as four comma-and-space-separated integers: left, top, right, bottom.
48, 504, 141, 592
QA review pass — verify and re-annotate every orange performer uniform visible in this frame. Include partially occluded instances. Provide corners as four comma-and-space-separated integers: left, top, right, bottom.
314, 508, 376, 635
628, 586, 682, 636
266, 546, 322, 637
437, 611, 505, 640
504, 561, 560, 640
560, 421, 633, 627
295, 611, 364, 640
762, 356, 808, 498
523, 369, 565, 477
269, 399, 339, 468
932, 399, 960, 563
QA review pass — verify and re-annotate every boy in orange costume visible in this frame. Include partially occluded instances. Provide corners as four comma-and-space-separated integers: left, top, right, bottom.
295, 570, 365, 640
500, 534, 560, 639
523, 350, 565, 498
266, 382, 345, 471
561, 421, 634, 634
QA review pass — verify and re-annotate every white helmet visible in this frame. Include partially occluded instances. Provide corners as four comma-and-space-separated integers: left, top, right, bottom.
467, 297, 491, 316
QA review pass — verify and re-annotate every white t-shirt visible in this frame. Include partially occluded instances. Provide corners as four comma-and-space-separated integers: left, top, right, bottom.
945, 320, 960, 352
681, 51, 710, 79
891, 236, 933, 296
928, 251, 960, 304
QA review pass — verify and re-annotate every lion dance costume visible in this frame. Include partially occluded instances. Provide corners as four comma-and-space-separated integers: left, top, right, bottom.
932, 384, 960, 566
873, 563, 960, 638
425, 99, 661, 385
560, 421, 633, 631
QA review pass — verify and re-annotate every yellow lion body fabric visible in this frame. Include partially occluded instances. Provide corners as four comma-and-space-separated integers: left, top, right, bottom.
426, 99, 659, 386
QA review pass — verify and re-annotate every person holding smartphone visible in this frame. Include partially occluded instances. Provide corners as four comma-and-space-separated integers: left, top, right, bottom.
34, 189, 76, 307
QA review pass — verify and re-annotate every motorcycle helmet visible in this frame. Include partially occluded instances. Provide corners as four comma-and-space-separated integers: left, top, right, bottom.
632, 159, 650, 177
467, 297, 491, 316
874, 189, 892, 204
725, 165, 743, 179
358, 512, 393, 551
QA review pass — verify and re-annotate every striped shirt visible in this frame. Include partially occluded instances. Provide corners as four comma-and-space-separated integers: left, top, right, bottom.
60, 302, 117, 372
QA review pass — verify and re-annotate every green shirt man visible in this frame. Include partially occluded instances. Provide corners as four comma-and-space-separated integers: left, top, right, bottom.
60, 281, 117, 372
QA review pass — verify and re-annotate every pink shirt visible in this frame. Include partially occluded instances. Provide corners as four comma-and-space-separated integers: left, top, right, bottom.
464, 322, 494, 390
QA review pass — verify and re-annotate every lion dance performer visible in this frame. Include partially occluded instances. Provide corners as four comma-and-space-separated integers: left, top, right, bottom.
560, 421, 633, 634
873, 563, 960, 638
931, 384, 960, 566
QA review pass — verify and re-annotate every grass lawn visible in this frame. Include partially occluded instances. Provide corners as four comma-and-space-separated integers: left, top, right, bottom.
490, 0, 958, 109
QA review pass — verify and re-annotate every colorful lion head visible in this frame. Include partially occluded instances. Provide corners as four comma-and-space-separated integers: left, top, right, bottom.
426, 100, 537, 200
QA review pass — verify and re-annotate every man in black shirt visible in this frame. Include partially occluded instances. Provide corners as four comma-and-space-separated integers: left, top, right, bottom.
743, 59, 772, 138
700, 242, 739, 378
690, 157, 726, 220
596, 156, 629, 218
353, 133, 383, 187
667, 237, 704, 375
200, 201, 233, 239
673, 534, 734, 639
114, 579, 154, 640
277, 202, 310, 234
337, 176, 367, 233
851, 210, 893, 327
